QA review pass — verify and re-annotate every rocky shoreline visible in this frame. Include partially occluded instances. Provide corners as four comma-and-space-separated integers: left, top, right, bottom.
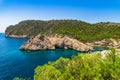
5, 34, 28, 38
5, 34, 120, 51
87, 39, 120, 49
20, 35, 93, 51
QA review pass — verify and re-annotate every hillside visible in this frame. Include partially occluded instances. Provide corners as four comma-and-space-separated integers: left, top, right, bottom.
5, 20, 120, 42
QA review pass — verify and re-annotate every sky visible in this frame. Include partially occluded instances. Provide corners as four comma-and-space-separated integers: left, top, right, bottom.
0, 0, 120, 32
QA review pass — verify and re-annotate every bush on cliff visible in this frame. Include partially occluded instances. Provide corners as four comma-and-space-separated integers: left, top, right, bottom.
34, 49, 120, 80
13, 49, 120, 80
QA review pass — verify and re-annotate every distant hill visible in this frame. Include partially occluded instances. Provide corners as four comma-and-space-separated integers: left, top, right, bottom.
5, 20, 120, 42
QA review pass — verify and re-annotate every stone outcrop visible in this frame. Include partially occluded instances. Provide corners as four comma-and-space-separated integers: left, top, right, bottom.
5, 34, 27, 38
94, 49, 120, 58
94, 50, 111, 58
20, 35, 93, 51
86, 39, 120, 49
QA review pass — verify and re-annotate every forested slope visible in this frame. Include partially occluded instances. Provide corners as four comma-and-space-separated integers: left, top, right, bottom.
5, 20, 120, 42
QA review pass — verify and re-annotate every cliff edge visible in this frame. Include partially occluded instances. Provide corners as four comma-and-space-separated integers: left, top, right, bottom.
20, 35, 93, 51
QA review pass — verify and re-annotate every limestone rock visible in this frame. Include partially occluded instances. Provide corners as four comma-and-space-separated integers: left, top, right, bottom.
5, 34, 27, 38
87, 39, 120, 49
20, 35, 93, 51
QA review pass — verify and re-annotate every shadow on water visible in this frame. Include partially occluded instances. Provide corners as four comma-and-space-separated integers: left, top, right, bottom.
93, 46, 109, 52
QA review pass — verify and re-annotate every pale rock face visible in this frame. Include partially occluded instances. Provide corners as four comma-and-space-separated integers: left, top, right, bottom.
20, 35, 93, 51
101, 50, 110, 58
5, 34, 27, 38
93, 50, 111, 58
87, 39, 120, 49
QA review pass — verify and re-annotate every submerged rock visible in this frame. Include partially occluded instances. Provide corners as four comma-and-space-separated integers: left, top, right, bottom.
20, 35, 93, 51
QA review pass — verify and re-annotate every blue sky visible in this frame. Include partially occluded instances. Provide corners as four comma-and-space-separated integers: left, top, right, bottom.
0, 0, 120, 32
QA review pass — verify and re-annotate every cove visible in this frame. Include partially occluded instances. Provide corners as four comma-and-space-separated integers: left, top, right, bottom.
0, 33, 108, 80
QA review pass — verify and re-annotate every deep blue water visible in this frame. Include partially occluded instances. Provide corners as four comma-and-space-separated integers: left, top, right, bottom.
0, 33, 80, 80
0, 33, 109, 80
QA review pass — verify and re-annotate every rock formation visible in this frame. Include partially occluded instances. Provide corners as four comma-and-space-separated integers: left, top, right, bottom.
20, 35, 93, 51
86, 39, 120, 49
5, 34, 27, 38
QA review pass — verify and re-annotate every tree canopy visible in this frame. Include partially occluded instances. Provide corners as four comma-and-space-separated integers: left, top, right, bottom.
5, 20, 120, 42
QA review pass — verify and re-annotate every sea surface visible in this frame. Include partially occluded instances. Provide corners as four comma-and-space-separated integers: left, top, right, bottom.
0, 33, 80, 80
0, 33, 108, 80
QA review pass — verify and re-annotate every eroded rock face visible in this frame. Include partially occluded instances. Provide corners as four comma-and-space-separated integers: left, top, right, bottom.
20, 35, 93, 51
5, 34, 28, 38
86, 39, 120, 49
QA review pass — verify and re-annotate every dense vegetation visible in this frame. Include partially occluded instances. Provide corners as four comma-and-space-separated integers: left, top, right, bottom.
5, 20, 120, 42
14, 48, 120, 80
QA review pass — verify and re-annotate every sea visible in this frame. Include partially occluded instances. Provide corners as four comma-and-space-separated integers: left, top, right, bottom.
0, 33, 108, 80
0, 33, 81, 80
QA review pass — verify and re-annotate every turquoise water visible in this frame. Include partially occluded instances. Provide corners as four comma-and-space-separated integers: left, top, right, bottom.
0, 33, 109, 80
0, 33, 80, 80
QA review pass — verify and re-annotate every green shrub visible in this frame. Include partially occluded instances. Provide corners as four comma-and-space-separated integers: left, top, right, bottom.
34, 50, 120, 80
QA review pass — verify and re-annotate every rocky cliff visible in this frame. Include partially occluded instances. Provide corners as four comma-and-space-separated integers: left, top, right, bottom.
20, 35, 93, 51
